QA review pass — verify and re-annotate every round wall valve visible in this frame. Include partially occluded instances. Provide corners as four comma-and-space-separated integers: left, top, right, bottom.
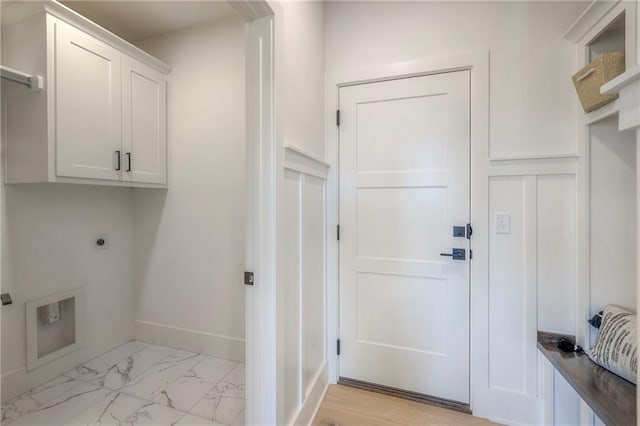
96, 238, 105, 246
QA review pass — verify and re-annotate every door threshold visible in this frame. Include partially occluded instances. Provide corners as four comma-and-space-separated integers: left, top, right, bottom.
337, 377, 471, 414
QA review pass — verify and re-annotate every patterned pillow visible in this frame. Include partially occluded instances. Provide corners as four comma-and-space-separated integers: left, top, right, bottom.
587, 305, 637, 384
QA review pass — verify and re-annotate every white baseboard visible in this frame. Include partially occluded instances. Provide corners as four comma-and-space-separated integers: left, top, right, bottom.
134, 320, 245, 363
290, 362, 329, 426
1, 321, 133, 403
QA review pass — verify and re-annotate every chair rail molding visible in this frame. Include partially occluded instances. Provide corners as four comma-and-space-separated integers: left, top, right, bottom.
283, 144, 330, 180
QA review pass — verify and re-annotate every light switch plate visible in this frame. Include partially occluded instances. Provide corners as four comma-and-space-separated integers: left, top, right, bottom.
496, 212, 511, 234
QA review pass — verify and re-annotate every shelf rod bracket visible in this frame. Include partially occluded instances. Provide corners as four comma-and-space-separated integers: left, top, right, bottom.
0, 65, 43, 90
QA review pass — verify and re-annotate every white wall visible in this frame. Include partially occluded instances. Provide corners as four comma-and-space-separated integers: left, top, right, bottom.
280, 1, 326, 160
1, 184, 134, 402
590, 120, 636, 320
274, 1, 328, 424
326, 1, 583, 158
132, 17, 246, 362
324, 2, 587, 424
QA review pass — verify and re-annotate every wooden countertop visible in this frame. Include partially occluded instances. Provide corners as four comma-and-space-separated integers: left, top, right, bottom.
537, 332, 636, 426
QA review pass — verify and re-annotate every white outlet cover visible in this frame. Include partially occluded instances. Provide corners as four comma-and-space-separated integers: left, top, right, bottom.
495, 212, 511, 234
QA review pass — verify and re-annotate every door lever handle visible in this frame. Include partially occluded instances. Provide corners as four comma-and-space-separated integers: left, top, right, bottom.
440, 248, 466, 260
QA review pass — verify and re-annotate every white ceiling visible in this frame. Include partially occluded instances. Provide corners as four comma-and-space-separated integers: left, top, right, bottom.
61, 0, 238, 42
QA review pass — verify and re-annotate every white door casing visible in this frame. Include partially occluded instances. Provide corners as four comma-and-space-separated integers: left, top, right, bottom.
339, 71, 471, 403
244, 12, 276, 426
55, 21, 122, 180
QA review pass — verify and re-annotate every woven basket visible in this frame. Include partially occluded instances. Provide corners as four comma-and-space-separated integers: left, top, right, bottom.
572, 51, 625, 113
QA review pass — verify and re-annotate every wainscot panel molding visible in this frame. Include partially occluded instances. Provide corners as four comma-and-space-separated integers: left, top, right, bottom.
294, 362, 329, 425
486, 168, 577, 425
489, 153, 580, 162
279, 159, 329, 425
489, 157, 579, 177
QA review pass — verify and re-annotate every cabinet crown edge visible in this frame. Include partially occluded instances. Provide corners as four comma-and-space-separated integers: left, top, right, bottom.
2, 0, 172, 75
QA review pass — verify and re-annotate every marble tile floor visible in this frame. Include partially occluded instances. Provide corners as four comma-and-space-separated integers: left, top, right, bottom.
1, 341, 245, 426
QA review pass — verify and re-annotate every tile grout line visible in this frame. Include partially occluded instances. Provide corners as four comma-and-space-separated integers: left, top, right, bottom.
176, 357, 221, 415
180, 361, 240, 419
59, 389, 119, 426
184, 362, 245, 424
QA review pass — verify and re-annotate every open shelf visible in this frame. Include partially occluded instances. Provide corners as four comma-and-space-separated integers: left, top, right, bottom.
585, 99, 618, 125
588, 11, 626, 62
581, 10, 626, 126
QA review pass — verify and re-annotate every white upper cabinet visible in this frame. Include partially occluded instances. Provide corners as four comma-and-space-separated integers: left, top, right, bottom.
121, 57, 167, 184
55, 22, 122, 181
1, 2, 170, 188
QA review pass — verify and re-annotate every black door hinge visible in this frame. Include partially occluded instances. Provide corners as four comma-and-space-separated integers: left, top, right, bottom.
336, 110, 341, 126
470, 249, 473, 260
337, 225, 340, 241
337, 339, 341, 355
244, 271, 254, 286
466, 223, 473, 240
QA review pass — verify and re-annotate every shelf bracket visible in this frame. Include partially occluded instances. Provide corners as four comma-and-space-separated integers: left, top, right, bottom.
0, 65, 43, 90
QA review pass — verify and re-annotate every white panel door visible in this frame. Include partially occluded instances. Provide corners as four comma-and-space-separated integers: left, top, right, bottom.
339, 71, 470, 403
55, 21, 122, 180
122, 57, 167, 184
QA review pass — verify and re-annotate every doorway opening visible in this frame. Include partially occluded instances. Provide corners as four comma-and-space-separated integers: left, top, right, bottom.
0, 1, 275, 424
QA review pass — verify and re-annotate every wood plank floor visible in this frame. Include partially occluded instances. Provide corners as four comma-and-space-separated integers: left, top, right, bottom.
313, 385, 500, 426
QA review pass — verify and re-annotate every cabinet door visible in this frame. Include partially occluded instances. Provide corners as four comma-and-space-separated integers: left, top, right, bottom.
122, 57, 167, 184
55, 21, 122, 180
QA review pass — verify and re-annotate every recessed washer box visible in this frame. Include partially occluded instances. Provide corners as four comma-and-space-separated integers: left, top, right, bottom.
26, 288, 83, 370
